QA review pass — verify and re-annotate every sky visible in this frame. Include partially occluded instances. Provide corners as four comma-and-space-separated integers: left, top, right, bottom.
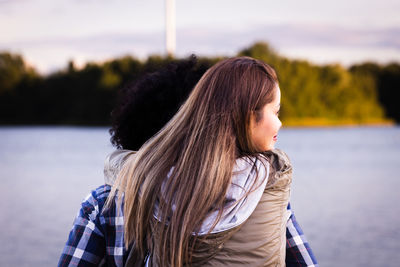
1, 0, 399, 74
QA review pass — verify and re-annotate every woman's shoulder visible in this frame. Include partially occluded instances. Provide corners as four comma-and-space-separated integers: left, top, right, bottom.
236, 148, 290, 169
262, 149, 291, 166
80, 184, 115, 218
261, 149, 293, 190
235, 149, 292, 190
91, 184, 113, 202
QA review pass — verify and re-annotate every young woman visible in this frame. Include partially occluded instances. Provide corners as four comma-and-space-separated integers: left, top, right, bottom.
59, 56, 318, 266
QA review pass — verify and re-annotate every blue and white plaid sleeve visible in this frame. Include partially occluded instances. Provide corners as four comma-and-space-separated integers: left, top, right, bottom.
58, 185, 111, 266
286, 203, 319, 267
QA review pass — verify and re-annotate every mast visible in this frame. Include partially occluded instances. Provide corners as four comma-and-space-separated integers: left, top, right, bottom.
165, 0, 176, 56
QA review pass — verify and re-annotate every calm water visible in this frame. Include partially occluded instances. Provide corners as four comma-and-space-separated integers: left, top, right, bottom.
0, 126, 399, 266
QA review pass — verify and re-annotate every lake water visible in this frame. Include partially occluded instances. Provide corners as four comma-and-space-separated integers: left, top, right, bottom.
0, 126, 399, 266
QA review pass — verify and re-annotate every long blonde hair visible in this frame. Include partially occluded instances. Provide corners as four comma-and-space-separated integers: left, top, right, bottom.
108, 56, 278, 266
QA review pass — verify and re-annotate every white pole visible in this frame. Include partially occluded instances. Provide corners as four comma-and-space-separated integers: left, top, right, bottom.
166, 0, 176, 56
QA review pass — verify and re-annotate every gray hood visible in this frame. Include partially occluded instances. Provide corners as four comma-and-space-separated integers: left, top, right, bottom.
104, 149, 272, 234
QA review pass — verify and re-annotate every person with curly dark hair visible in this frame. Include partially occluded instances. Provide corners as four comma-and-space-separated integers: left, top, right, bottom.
59, 56, 318, 267
109, 55, 212, 151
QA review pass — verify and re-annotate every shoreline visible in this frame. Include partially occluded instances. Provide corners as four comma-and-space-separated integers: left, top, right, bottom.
282, 118, 395, 128
0, 124, 397, 129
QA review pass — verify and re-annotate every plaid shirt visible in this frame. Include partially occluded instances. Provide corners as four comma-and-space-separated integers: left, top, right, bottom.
285, 203, 318, 267
58, 185, 318, 266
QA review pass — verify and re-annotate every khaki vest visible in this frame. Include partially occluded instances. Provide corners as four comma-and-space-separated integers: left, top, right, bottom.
124, 149, 292, 267
196, 149, 291, 267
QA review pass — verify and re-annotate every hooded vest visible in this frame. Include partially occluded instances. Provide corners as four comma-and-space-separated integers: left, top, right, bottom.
104, 149, 292, 267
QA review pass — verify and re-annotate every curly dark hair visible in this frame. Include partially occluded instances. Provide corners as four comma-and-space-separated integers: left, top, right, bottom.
109, 55, 213, 150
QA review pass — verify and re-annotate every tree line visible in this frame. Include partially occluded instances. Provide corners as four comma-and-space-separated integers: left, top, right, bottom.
0, 42, 399, 125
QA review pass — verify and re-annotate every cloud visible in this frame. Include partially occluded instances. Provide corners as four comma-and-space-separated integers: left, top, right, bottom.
177, 23, 400, 52
175, 23, 400, 65
0, 31, 164, 59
